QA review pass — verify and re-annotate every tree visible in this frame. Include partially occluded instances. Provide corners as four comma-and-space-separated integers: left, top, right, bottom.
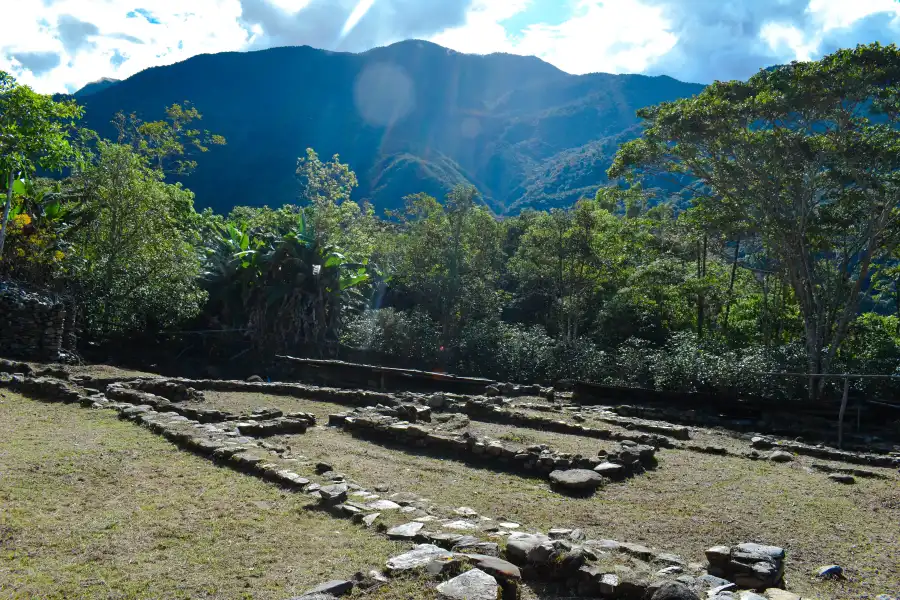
68, 142, 206, 334
0, 72, 82, 259
113, 102, 225, 174
609, 43, 900, 397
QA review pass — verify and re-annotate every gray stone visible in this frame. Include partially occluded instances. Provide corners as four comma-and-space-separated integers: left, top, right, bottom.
436, 568, 498, 600
299, 580, 354, 597
452, 540, 500, 556
706, 545, 732, 564
750, 437, 773, 450
386, 521, 424, 540
386, 544, 453, 572
361, 512, 380, 527
816, 564, 843, 579
443, 520, 478, 530
318, 483, 349, 505
738, 592, 767, 600
367, 499, 402, 511
768, 450, 794, 463
651, 582, 701, 600
619, 541, 654, 560
505, 532, 550, 565
594, 461, 626, 479
734, 543, 785, 560
600, 573, 620, 595
549, 468, 603, 490
763, 591, 802, 600
464, 555, 522, 581
426, 555, 466, 576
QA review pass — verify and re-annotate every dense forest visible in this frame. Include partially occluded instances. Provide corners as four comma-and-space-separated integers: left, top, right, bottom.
3, 43, 900, 401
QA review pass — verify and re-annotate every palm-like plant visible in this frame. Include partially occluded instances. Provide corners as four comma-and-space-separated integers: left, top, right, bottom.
201, 213, 382, 355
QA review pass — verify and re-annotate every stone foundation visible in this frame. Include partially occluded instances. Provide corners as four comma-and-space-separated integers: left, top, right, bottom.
0, 282, 70, 360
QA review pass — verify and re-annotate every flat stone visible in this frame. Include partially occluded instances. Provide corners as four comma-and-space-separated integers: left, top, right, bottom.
464, 555, 522, 581
585, 538, 621, 552
619, 542, 655, 560
452, 540, 499, 556
454, 506, 479, 517
318, 483, 349, 505
387, 521, 424, 540
300, 580, 354, 597
548, 528, 573, 539
362, 513, 380, 527
426, 555, 466, 576
549, 468, 604, 490
739, 592, 768, 600
657, 566, 684, 576
734, 543, 785, 560
600, 573, 620, 595
594, 461, 626, 479
656, 552, 686, 566
768, 450, 794, 463
499, 522, 520, 529
706, 545, 732, 564
386, 544, 453, 572
443, 520, 478, 530
367, 500, 402, 511
436, 568, 498, 600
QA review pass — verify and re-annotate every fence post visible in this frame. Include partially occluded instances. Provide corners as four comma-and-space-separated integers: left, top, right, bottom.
837, 376, 850, 449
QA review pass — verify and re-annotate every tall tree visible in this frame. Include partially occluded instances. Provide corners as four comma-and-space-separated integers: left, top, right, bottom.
610, 43, 900, 397
0, 72, 82, 258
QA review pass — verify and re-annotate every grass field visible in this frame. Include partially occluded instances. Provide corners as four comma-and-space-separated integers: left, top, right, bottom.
0, 391, 431, 600
2, 380, 898, 600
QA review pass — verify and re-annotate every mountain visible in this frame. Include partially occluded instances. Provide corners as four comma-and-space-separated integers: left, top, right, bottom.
74, 77, 121, 98
74, 40, 705, 215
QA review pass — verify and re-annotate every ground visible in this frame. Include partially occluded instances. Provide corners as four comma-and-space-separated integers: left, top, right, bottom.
0, 391, 431, 600
2, 364, 899, 600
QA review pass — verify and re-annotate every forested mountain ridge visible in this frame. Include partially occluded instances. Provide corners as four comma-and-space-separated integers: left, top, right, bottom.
71, 40, 704, 214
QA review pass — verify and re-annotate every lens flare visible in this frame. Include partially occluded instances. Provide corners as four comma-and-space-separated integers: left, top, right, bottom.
340, 0, 377, 40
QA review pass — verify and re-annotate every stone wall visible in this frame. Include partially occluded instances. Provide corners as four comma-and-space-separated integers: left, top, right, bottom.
0, 282, 70, 361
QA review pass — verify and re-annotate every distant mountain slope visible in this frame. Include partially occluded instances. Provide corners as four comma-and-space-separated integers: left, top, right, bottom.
74, 40, 705, 214
74, 77, 121, 98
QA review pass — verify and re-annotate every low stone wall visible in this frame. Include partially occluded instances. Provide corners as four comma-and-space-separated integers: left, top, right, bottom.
0, 283, 69, 360
328, 407, 659, 492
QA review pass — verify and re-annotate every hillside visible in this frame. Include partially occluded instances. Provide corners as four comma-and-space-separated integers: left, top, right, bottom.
74, 40, 705, 214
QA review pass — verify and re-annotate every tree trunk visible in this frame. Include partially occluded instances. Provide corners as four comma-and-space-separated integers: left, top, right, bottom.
0, 171, 14, 260
722, 237, 741, 333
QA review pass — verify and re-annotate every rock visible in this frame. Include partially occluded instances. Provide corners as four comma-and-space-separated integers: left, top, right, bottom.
485, 385, 500, 397
619, 542, 654, 561
436, 568, 498, 600
443, 520, 478, 530
768, 450, 794, 463
548, 528, 573, 539
246, 375, 263, 383
367, 500, 402, 511
600, 573, 620, 596
464, 555, 522, 581
361, 513, 380, 527
651, 582, 701, 600
657, 566, 684, 576
696, 574, 734, 590
454, 506, 479, 517
738, 593, 768, 600
549, 469, 603, 491
386, 544, 453, 572
499, 522, 520, 529
299, 580, 354, 597
733, 543, 785, 560
505, 532, 550, 565
427, 393, 447, 408
762, 591, 801, 600
594, 462, 626, 479
426, 555, 466, 576
750, 436, 773, 450
387, 521, 424, 540
816, 564, 843, 579
827, 473, 855, 484
318, 483, 349, 505
453, 540, 500, 556
656, 552, 686, 566
315, 462, 334, 474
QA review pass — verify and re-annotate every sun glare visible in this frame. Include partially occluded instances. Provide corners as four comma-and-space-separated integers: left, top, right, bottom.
340, 0, 378, 40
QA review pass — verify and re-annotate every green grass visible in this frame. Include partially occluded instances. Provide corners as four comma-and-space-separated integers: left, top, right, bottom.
0, 391, 422, 600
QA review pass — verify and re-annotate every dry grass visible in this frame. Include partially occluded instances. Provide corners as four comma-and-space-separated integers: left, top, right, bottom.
0, 391, 426, 600
267, 412, 899, 599
200, 390, 348, 421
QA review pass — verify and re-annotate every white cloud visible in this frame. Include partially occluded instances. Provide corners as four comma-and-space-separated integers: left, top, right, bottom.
0, 0, 253, 93
433, 0, 677, 75
807, 0, 900, 30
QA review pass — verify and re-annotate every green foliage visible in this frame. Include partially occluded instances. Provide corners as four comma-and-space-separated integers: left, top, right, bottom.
67, 142, 206, 335
609, 43, 900, 395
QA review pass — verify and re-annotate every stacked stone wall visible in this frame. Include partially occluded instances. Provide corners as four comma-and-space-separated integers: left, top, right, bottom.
0, 282, 70, 360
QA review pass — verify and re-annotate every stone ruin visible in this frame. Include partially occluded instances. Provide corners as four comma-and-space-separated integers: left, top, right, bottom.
0, 282, 75, 361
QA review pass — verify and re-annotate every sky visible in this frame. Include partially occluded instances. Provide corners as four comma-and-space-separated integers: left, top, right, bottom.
4, 0, 900, 94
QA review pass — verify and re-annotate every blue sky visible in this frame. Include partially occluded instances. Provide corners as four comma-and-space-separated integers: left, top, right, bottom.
3, 0, 900, 93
